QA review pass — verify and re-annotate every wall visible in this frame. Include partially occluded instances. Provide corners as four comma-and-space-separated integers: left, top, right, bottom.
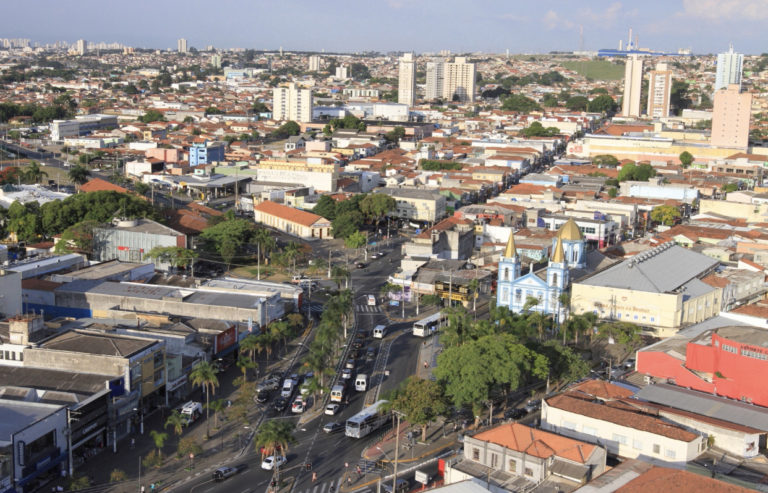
23, 348, 127, 378
0, 271, 22, 318
11, 403, 67, 490
657, 410, 761, 458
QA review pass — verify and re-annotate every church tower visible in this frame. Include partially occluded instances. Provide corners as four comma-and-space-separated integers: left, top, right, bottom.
552, 218, 586, 269
497, 229, 521, 308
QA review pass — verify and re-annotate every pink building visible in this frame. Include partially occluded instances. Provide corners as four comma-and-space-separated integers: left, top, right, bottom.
146, 148, 181, 163
711, 84, 752, 149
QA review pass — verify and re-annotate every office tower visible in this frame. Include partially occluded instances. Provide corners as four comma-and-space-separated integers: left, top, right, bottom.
715, 45, 743, 92
75, 39, 86, 56
621, 55, 643, 117
210, 54, 222, 69
273, 83, 313, 123
442, 57, 476, 102
308, 55, 321, 72
647, 62, 672, 118
335, 66, 348, 80
177, 38, 188, 53
398, 53, 416, 107
711, 84, 752, 148
425, 59, 445, 101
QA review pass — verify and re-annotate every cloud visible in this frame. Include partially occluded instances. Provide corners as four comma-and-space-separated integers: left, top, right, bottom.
543, 2, 631, 30
681, 0, 768, 20
500, 13, 529, 22
544, 9, 575, 30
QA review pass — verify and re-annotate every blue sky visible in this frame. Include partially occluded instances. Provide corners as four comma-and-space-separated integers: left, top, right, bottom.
4, 0, 767, 54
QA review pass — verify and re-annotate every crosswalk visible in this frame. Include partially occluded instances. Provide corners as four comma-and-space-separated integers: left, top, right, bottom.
356, 304, 381, 313
297, 477, 341, 493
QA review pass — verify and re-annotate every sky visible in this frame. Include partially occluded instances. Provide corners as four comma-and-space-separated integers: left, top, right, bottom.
3, 0, 767, 54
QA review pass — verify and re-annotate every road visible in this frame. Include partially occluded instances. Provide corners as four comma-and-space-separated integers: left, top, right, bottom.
177, 239, 426, 493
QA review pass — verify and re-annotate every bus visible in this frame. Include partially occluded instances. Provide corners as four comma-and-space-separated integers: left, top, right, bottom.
345, 400, 389, 439
412, 312, 445, 337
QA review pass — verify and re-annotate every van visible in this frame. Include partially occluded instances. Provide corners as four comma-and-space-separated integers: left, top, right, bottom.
281, 378, 296, 398
330, 384, 345, 403
373, 324, 387, 339
355, 374, 368, 392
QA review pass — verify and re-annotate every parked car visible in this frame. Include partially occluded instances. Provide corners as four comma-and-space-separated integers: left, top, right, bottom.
366, 346, 377, 361
345, 359, 356, 370
524, 400, 541, 413
341, 368, 353, 379
255, 389, 271, 404
273, 397, 289, 413
292, 397, 305, 413
356, 262, 367, 269
624, 358, 636, 369
325, 403, 340, 415
323, 421, 343, 434
257, 377, 281, 393
261, 455, 287, 470
504, 408, 527, 420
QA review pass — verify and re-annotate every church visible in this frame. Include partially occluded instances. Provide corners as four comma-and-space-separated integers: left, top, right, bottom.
496, 218, 587, 320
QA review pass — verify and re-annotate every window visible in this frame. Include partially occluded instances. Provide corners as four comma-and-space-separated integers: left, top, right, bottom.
653, 444, 661, 454
562, 420, 577, 431
633, 439, 643, 451
504, 268, 509, 281
472, 448, 480, 461
508, 459, 517, 473
611, 433, 628, 445
515, 289, 522, 303
490, 453, 499, 468
524, 467, 533, 477
154, 352, 164, 369
722, 344, 737, 354
582, 425, 598, 436
665, 449, 676, 459
551, 273, 558, 286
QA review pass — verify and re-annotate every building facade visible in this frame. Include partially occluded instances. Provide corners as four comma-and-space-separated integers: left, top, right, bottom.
425, 59, 445, 101
647, 63, 672, 118
189, 141, 226, 166
252, 200, 331, 239
621, 55, 643, 117
254, 159, 339, 192
377, 187, 447, 223
715, 45, 743, 92
177, 38, 187, 53
308, 55, 321, 72
711, 84, 752, 149
443, 57, 476, 103
398, 53, 416, 107
273, 83, 313, 123
92, 219, 187, 270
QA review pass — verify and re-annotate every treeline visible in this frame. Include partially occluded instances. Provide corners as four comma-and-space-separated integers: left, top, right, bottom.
0, 101, 75, 123
420, 159, 464, 171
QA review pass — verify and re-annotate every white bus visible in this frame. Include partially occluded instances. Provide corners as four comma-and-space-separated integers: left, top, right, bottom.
345, 400, 389, 439
412, 312, 445, 337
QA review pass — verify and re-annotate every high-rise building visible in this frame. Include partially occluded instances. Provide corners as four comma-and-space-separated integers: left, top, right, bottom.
425, 59, 445, 101
177, 38, 188, 54
621, 55, 643, 117
442, 57, 476, 103
75, 39, 86, 56
308, 55, 321, 72
715, 45, 743, 92
711, 84, 752, 149
210, 54, 222, 69
398, 53, 416, 107
646, 62, 672, 118
273, 83, 313, 123
335, 66, 348, 80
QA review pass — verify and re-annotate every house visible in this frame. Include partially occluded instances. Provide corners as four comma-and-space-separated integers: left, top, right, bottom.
445, 423, 606, 492
253, 200, 331, 239
376, 187, 447, 223
402, 216, 475, 260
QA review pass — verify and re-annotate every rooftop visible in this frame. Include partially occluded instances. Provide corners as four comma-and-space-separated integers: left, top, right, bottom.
39, 330, 158, 357
616, 465, 752, 493
0, 400, 64, 444
473, 423, 597, 464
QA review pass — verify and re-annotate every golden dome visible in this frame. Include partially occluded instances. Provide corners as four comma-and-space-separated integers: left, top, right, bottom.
503, 230, 517, 258
557, 218, 583, 241
552, 234, 566, 263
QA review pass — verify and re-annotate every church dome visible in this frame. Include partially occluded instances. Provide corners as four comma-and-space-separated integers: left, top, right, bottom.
557, 218, 583, 241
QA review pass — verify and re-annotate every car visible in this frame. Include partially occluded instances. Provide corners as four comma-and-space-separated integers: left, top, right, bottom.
255, 389, 271, 404
291, 275, 307, 284
524, 400, 541, 413
382, 478, 410, 493
257, 377, 281, 392
367, 294, 376, 306
273, 397, 289, 412
325, 403, 340, 415
371, 252, 385, 259
261, 455, 287, 470
341, 368, 353, 379
345, 359, 356, 370
212, 465, 245, 481
356, 262, 366, 269
300, 382, 311, 396
624, 358, 636, 369
349, 349, 362, 360
504, 408, 527, 420
291, 397, 305, 413
323, 421, 343, 434
352, 339, 365, 350
366, 346, 377, 361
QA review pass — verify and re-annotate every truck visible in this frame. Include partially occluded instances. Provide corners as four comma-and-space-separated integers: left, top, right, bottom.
180, 401, 203, 426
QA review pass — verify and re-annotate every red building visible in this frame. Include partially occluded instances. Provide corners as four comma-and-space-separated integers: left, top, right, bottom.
637, 326, 768, 407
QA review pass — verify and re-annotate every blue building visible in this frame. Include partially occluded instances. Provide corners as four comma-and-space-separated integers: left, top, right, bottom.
189, 141, 226, 166
496, 218, 586, 320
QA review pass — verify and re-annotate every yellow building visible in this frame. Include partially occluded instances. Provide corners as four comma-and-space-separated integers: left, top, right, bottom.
567, 134, 743, 164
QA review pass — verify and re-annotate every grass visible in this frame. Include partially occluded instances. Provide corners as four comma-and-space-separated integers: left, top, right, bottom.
561, 60, 625, 81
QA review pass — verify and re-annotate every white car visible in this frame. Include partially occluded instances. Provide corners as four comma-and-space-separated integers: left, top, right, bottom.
291, 397, 305, 413
325, 403, 340, 415
367, 294, 376, 306
261, 455, 287, 470
341, 368, 352, 379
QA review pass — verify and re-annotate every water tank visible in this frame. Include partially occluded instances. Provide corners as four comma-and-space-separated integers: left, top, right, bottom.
116, 219, 139, 228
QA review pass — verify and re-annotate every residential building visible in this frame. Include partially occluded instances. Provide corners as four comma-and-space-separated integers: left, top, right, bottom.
75, 38, 86, 56
252, 200, 331, 239
210, 53, 221, 69
398, 53, 416, 107
402, 216, 475, 260
308, 55, 321, 72
715, 45, 743, 92
542, 383, 706, 464
711, 84, 751, 149
570, 242, 721, 336
377, 187, 447, 223
647, 63, 672, 118
621, 55, 643, 117
445, 423, 606, 491
539, 214, 618, 249
177, 38, 187, 53
335, 66, 348, 80
425, 59, 445, 101
92, 218, 187, 270
189, 141, 226, 166
443, 57, 476, 103
273, 83, 313, 123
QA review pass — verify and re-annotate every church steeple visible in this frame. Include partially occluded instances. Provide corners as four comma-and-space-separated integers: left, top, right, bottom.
503, 229, 517, 258
552, 235, 565, 264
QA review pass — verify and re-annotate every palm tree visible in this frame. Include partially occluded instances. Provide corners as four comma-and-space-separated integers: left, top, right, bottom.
67, 164, 91, 189
251, 228, 276, 280
254, 420, 296, 459
24, 161, 47, 184
269, 320, 291, 354
523, 295, 540, 313
164, 410, 185, 439
303, 350, 330, 388
189, 361, 219, 438
284, 242, 300, 273
236, 354, 256, 382
558, 292, 571, 344
527, 311, 549, 342
207, 399, 227, 429
331, 265, 350, 289
468, 278, 480, 313
239, 334, 262, 364
149, 430, 168, 459
259, 332, 276, 363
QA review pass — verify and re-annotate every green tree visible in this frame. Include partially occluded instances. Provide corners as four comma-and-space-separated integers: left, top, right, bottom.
189, 361, 219, 438
138, 109, 166, 123
390, 377, 449, 441
332, 211, 363, 239
149, 430, 168, 459
520, 121, 560, 138
207, 399, 227, 429
200, 218, 255, 265
253, 419, 297, 459
313, 195, 337, 220
67, 164, 91, 187
592, 154, 619, 167
69, 476, 91, 491
587, 94, 618, 113
618, 162, 656, 182
607, 187, 618, 198
679, 151, 694, 168
359, 193, 395, 229
541, 94, 559, 108
530, 340, 589, 385
177, 436, 203, 458
109, 469, 127, 482
384, 126, 406, 143
650, 205, 681, 226
23, 161, 48, 184
596, 321, 642, 351
565, 96, 589, 111
501, 94, 541, 112
272, 120, 301, 137
165, 410, 185, 441
135, 181, 150, 196
670, 80, 692, 115
331, 264, 350, 289
146, 246, 198, 270
252, 101, 269, 113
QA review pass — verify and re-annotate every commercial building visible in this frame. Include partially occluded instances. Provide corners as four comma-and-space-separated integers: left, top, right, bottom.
49, 114, 118, 141
425, 59, 444, 101
253, 158, 339, 192
398, 53, 416, 107
189, 141, 226, 166
711, 84, 752, 149
647, 63, 672, 118
443, 57, 476, 103
75, 38, 86, 55
377, 187, 447, 223
0, 270, 21, 318
177, 38, 187, 54
621, 55, 643, 117
308, 55, 321, 72
253, 200, 331, 239
273, 83, 313, 123
92, 219, 187, 270
715, 45, 743, 92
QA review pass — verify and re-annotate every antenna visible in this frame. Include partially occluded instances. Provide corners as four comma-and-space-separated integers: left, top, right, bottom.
579, 25, 584, 52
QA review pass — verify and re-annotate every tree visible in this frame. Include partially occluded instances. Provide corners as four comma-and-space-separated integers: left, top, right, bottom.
177, 436, 203, 458
109, 469, 127, 482
146, 246, 198, 271
67, 165, 91, 187
501, 94, 541, 113
69, 476, 91, 491
165, 410, 185, 442
236, 354, 257, 382
272, 121, 301, 138
565, 96, 589, 111
592, 154, 619, 167
189, 361, 219, 438
254, 419, 296, 458
252, 101, 269, 113
607, 187, 618, 198
596, 321, 642, 351
331, 264, 350, 289
531, 340, 589, 385
360, 193, 395, 229
670, 81, 692, 115
385, 126, 406, 144
618, 162, 656, 182
587, 94, 618, 114
23, 161, 47, 184
332, 211, 363, 239
650, 205, 681, 226
200, 218, 255, 265
138, 109, 166, 123
679, 151, 694, 168
149, 430, 168, 459
135, 181, 150, 196
313, 195, 337, 220
207, 399, 227, 429
541, 94, 559, 108
391, 377, 448, 441
54, 220, 100, 254
520, 121, 560, 138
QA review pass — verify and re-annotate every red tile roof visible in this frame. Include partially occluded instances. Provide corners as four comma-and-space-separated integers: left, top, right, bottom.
253, 200, 326, 227
80, 178, 130, 194
473, 423, 596, 463
617, 466, 752, 493
569, 379, 634, 400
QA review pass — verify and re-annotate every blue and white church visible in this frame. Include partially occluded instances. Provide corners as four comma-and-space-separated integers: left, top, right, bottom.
496, 218, 586, 319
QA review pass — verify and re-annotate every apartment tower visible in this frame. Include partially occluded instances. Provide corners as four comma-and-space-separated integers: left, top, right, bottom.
308, 55, 321, 72
398, 53, 416, 107
647, 63, 672, 118
715, 45, 743, 92
443, 57, 476, 103
621, 55, 643, 117
177, 38, 188, 54
273, 83, 313, 123
425, 59, 445, 101
711, 84, 752, 149
75, 39, 87, 56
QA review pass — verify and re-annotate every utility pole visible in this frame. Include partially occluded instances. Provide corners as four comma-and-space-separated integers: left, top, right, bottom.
392, 411, 403, 493
327, 249, 331, 279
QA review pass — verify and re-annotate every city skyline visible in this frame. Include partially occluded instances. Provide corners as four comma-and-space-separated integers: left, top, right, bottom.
3, 0, 767, 54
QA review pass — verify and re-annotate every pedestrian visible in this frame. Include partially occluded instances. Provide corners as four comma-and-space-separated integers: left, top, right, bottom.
312, 472, 317, 482
356, 465, 362, 475
424, 361, 428, 369
348, 476, 352, 486
130, 438, 135, 449
141, 486, 145, 493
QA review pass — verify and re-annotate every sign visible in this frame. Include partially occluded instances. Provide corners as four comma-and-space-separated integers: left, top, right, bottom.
415, 471, 429, 485
214, 325, 237, 354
